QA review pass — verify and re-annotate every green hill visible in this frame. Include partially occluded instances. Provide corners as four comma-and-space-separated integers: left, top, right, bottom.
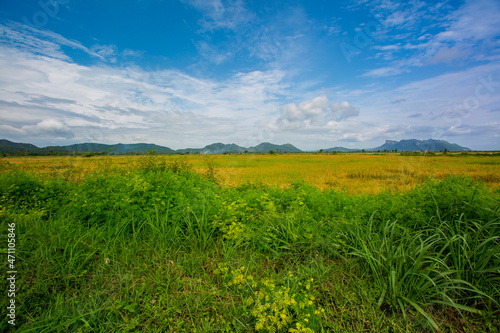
371, 139, 471, 152
0, 139, 39, 154
200, 143, 246, 154
61, 143, 175, 154
248, 142, 302, 153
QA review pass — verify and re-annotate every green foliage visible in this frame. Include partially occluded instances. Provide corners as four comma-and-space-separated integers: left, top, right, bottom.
137, 153, 192, 174
343, 215, 499, 331
0, 167, 498, 332
202, 154, 219, 184
399, 151, 425, 156
82, 152, 107, 157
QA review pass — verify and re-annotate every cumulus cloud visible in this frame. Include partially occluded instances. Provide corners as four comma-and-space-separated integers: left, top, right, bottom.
275, 96, 359, 129
1, 119, 74, 139
329, 101, 360, 121
22, 119, 73, 137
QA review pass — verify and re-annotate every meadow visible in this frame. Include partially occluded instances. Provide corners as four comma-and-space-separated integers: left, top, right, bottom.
2, 152, 500, 193
0, 153, 499, 332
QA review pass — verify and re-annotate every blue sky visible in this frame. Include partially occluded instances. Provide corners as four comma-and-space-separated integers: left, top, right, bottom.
0, 0, 499, 150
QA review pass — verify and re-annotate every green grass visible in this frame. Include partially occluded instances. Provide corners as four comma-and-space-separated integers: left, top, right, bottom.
0, 156, 499, 332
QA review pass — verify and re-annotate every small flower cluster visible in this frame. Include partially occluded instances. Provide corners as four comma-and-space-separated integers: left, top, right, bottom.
223, 221, 248, 241
250, 281, 295, 332
213, 200, 252, 241
227, 266, 256, 290
213, 262, 230, 275
257, 193, 277, 213
250, 276, 324, 333
214, 264, 324, 332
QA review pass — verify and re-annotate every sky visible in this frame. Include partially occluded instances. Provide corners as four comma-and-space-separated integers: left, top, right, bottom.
0, 0, 499, 151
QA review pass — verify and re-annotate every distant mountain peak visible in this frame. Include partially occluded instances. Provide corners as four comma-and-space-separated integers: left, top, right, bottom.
372, 139, 471, 152
201, 143, 246, 154
248, 142, 302, 153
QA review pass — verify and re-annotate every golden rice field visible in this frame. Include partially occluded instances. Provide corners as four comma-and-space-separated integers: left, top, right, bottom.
2, 153, 499, 194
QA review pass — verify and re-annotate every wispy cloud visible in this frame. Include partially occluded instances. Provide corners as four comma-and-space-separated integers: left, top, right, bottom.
0, 20, 102, 60
363, 65, 407, 77
436, 0, 500, 42
90, 44, 118, 63
362, 0, 500, 77
183, 2, 317, 74
181, 0, 253, 32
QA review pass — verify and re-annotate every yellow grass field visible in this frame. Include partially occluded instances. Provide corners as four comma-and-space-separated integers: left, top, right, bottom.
2, 153, 499, 194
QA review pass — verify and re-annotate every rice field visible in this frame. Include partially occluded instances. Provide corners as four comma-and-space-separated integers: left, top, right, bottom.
2, 152, 499, 193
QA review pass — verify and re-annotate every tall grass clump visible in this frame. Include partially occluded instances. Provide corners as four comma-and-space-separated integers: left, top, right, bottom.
340, 176, 499, 330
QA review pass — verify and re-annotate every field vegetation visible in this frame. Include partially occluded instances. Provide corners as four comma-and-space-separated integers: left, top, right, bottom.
0, 152, 499, 332
2, 152, 499, 193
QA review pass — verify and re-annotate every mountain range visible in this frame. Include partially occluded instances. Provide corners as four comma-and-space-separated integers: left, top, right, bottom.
0, 139, 303, 155
0, 138, 472, 155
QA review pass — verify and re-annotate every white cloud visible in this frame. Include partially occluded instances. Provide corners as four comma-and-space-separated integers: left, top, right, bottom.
0, 119, 73, 139
0, 124, 25, 135
353, 62, 500, 149
437, 0, 500, 42
122, 49, 144, 57
275, 96, 360, 129
326, 17, 342, 36
362, 0, 500, 77
91, 44, 118, 63
0, 21, 102, 60
21, 119, 73, 138
363, 65, 407, 77
333, 123, 399, 143
182, 0, 253, 32
428, 45, 470, 64
195, 40, 231, 64
374, 44, 402, 51
329, 101, 360, 121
